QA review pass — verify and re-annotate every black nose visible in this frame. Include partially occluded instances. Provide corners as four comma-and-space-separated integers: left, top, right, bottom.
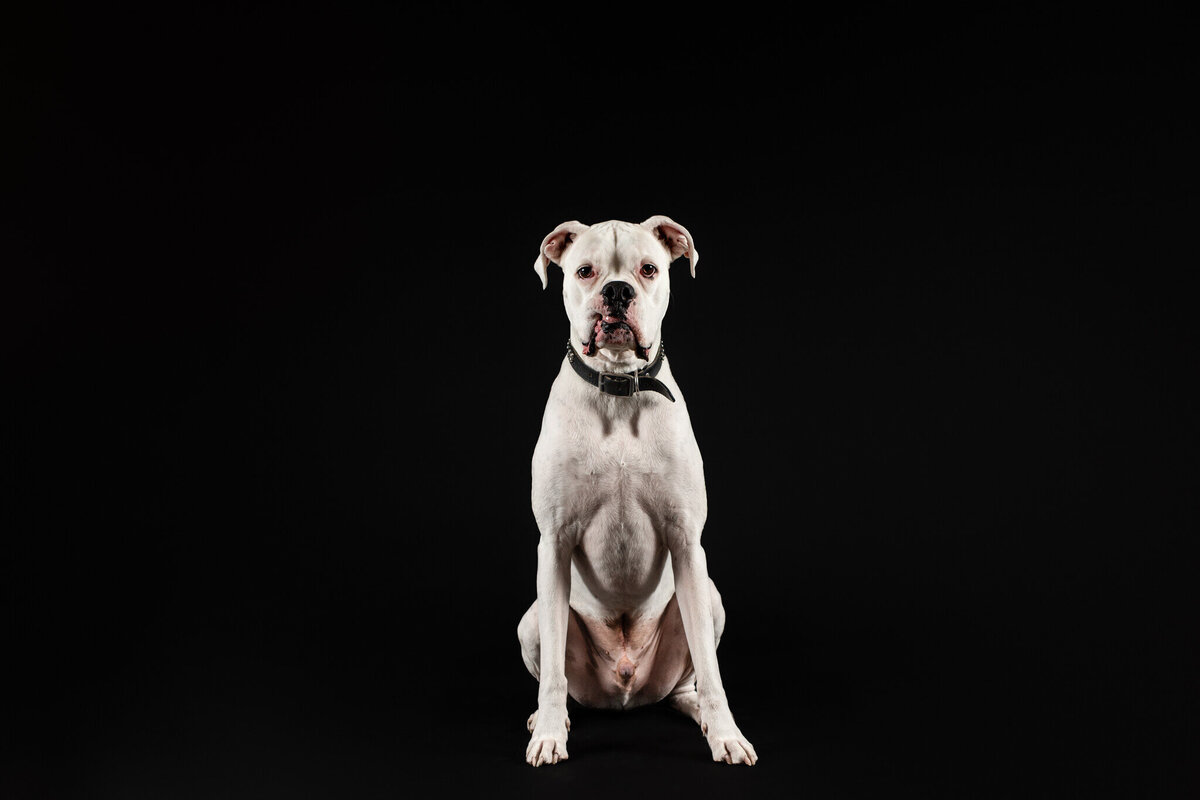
601, 280, 636, 311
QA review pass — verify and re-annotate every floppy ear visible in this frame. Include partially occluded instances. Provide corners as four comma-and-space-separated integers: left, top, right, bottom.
641, 215, 699, 277
533, 220, 591, 289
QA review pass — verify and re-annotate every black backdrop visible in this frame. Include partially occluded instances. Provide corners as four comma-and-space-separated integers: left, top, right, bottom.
5, 4, 1196, 798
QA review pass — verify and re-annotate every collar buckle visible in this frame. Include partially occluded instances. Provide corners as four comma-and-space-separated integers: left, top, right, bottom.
598, 371, 638, 397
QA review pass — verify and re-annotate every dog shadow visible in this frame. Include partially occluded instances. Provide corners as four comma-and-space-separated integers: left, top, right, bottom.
562, 701, 706, 763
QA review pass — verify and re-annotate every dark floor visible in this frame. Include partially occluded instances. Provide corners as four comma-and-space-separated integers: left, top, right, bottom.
7, 559, 1196, 799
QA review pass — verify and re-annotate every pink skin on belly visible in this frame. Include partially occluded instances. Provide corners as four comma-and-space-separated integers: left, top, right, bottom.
563, 597, 694, 709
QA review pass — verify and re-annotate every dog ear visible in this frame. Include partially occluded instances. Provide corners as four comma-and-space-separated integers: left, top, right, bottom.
534, 220, 591, 289
641, 215, 699, 277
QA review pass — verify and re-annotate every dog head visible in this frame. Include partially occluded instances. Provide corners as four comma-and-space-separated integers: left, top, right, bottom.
534, 216, 698, 367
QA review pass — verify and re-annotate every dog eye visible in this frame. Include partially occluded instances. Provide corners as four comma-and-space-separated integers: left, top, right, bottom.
576, 265, 594, 279
640, 264, 658, 278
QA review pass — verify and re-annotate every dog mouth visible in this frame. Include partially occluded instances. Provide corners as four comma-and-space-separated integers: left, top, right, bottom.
583, 314, 650, 361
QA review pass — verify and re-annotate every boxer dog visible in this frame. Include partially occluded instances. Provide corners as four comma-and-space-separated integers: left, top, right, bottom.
517, 216, 757, 766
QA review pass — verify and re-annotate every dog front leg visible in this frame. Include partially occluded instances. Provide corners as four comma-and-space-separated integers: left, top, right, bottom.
526, 530, 573, 766
670, 535, 758, 765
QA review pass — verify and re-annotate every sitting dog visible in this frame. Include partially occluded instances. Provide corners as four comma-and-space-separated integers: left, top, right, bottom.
517, 216, 757, 766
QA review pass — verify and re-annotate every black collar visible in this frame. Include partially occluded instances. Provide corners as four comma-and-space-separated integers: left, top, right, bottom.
565, 340, 676, 402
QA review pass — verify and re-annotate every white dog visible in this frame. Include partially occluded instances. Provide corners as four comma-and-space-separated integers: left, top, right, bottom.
517, 216, 757, 766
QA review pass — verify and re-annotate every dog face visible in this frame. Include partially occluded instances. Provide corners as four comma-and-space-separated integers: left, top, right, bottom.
534, 216, 698, 364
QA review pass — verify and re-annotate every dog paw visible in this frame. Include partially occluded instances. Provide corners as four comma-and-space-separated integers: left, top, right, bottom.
704, 722, 758, 766
526, 728, 569, 767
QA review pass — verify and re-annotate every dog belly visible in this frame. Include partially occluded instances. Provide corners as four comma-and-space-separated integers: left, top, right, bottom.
539, 424, 701, 708
565, 593, 693, 710
572, 522, 668, 607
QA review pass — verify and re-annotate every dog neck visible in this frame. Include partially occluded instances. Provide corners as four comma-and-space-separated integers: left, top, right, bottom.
578, 341, 661, 373
564, 336, 676, 404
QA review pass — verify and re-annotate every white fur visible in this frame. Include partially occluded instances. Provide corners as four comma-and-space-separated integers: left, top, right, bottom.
520, 217, 757, 767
